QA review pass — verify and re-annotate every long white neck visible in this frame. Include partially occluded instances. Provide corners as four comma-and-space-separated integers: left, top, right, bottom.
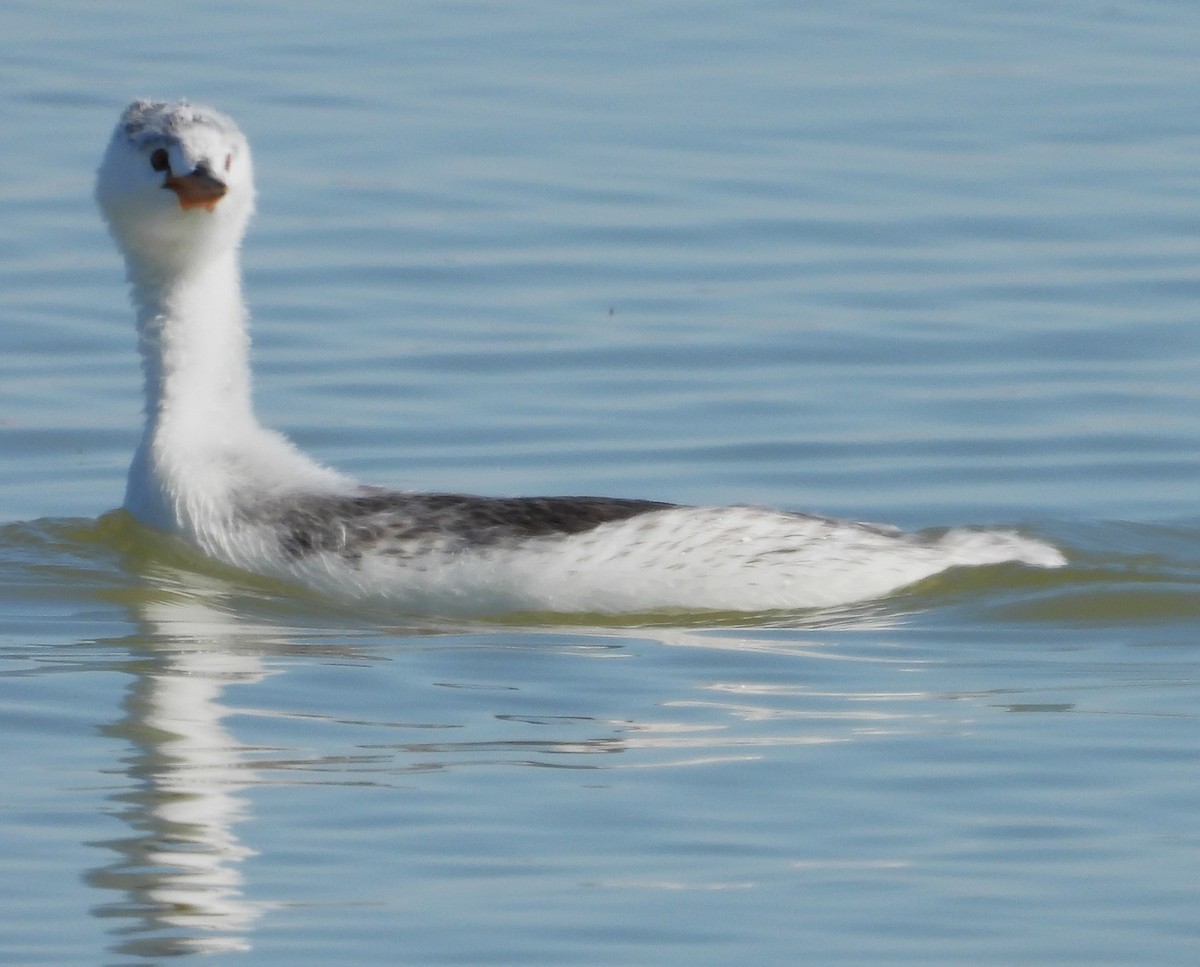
132, 249, 256, 438
122, 247, 349, 535
123, 248, 260, 529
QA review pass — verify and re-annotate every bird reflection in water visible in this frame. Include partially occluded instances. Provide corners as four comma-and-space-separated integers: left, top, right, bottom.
88, 595, 276, 958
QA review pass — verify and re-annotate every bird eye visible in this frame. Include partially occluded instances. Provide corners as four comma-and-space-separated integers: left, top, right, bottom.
224, 152, 233, 172
149, 148, 170, 173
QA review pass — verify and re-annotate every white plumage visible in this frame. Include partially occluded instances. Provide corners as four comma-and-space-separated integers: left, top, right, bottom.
95, 100, 1065, 616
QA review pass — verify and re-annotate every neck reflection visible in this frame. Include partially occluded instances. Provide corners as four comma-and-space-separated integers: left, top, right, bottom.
89, 595, 275, 958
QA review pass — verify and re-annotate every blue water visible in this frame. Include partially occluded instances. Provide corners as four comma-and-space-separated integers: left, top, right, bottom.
3, 1, 1200, 964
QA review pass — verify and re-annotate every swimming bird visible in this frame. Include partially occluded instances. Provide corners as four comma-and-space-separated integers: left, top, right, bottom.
94, 100, 1065, 615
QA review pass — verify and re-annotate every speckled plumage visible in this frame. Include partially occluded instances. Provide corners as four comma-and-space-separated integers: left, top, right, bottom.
265, 491, 678, 562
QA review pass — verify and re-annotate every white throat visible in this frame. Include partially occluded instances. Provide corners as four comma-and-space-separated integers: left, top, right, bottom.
120, 223, 348, 537
124, 242, 255, 529
132, 248, 256, 442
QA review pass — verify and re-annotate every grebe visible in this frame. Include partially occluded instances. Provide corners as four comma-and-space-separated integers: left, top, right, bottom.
95, 100, 1064, 615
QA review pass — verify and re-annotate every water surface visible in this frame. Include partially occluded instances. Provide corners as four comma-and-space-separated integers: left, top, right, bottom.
2, 2, 1200, 965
